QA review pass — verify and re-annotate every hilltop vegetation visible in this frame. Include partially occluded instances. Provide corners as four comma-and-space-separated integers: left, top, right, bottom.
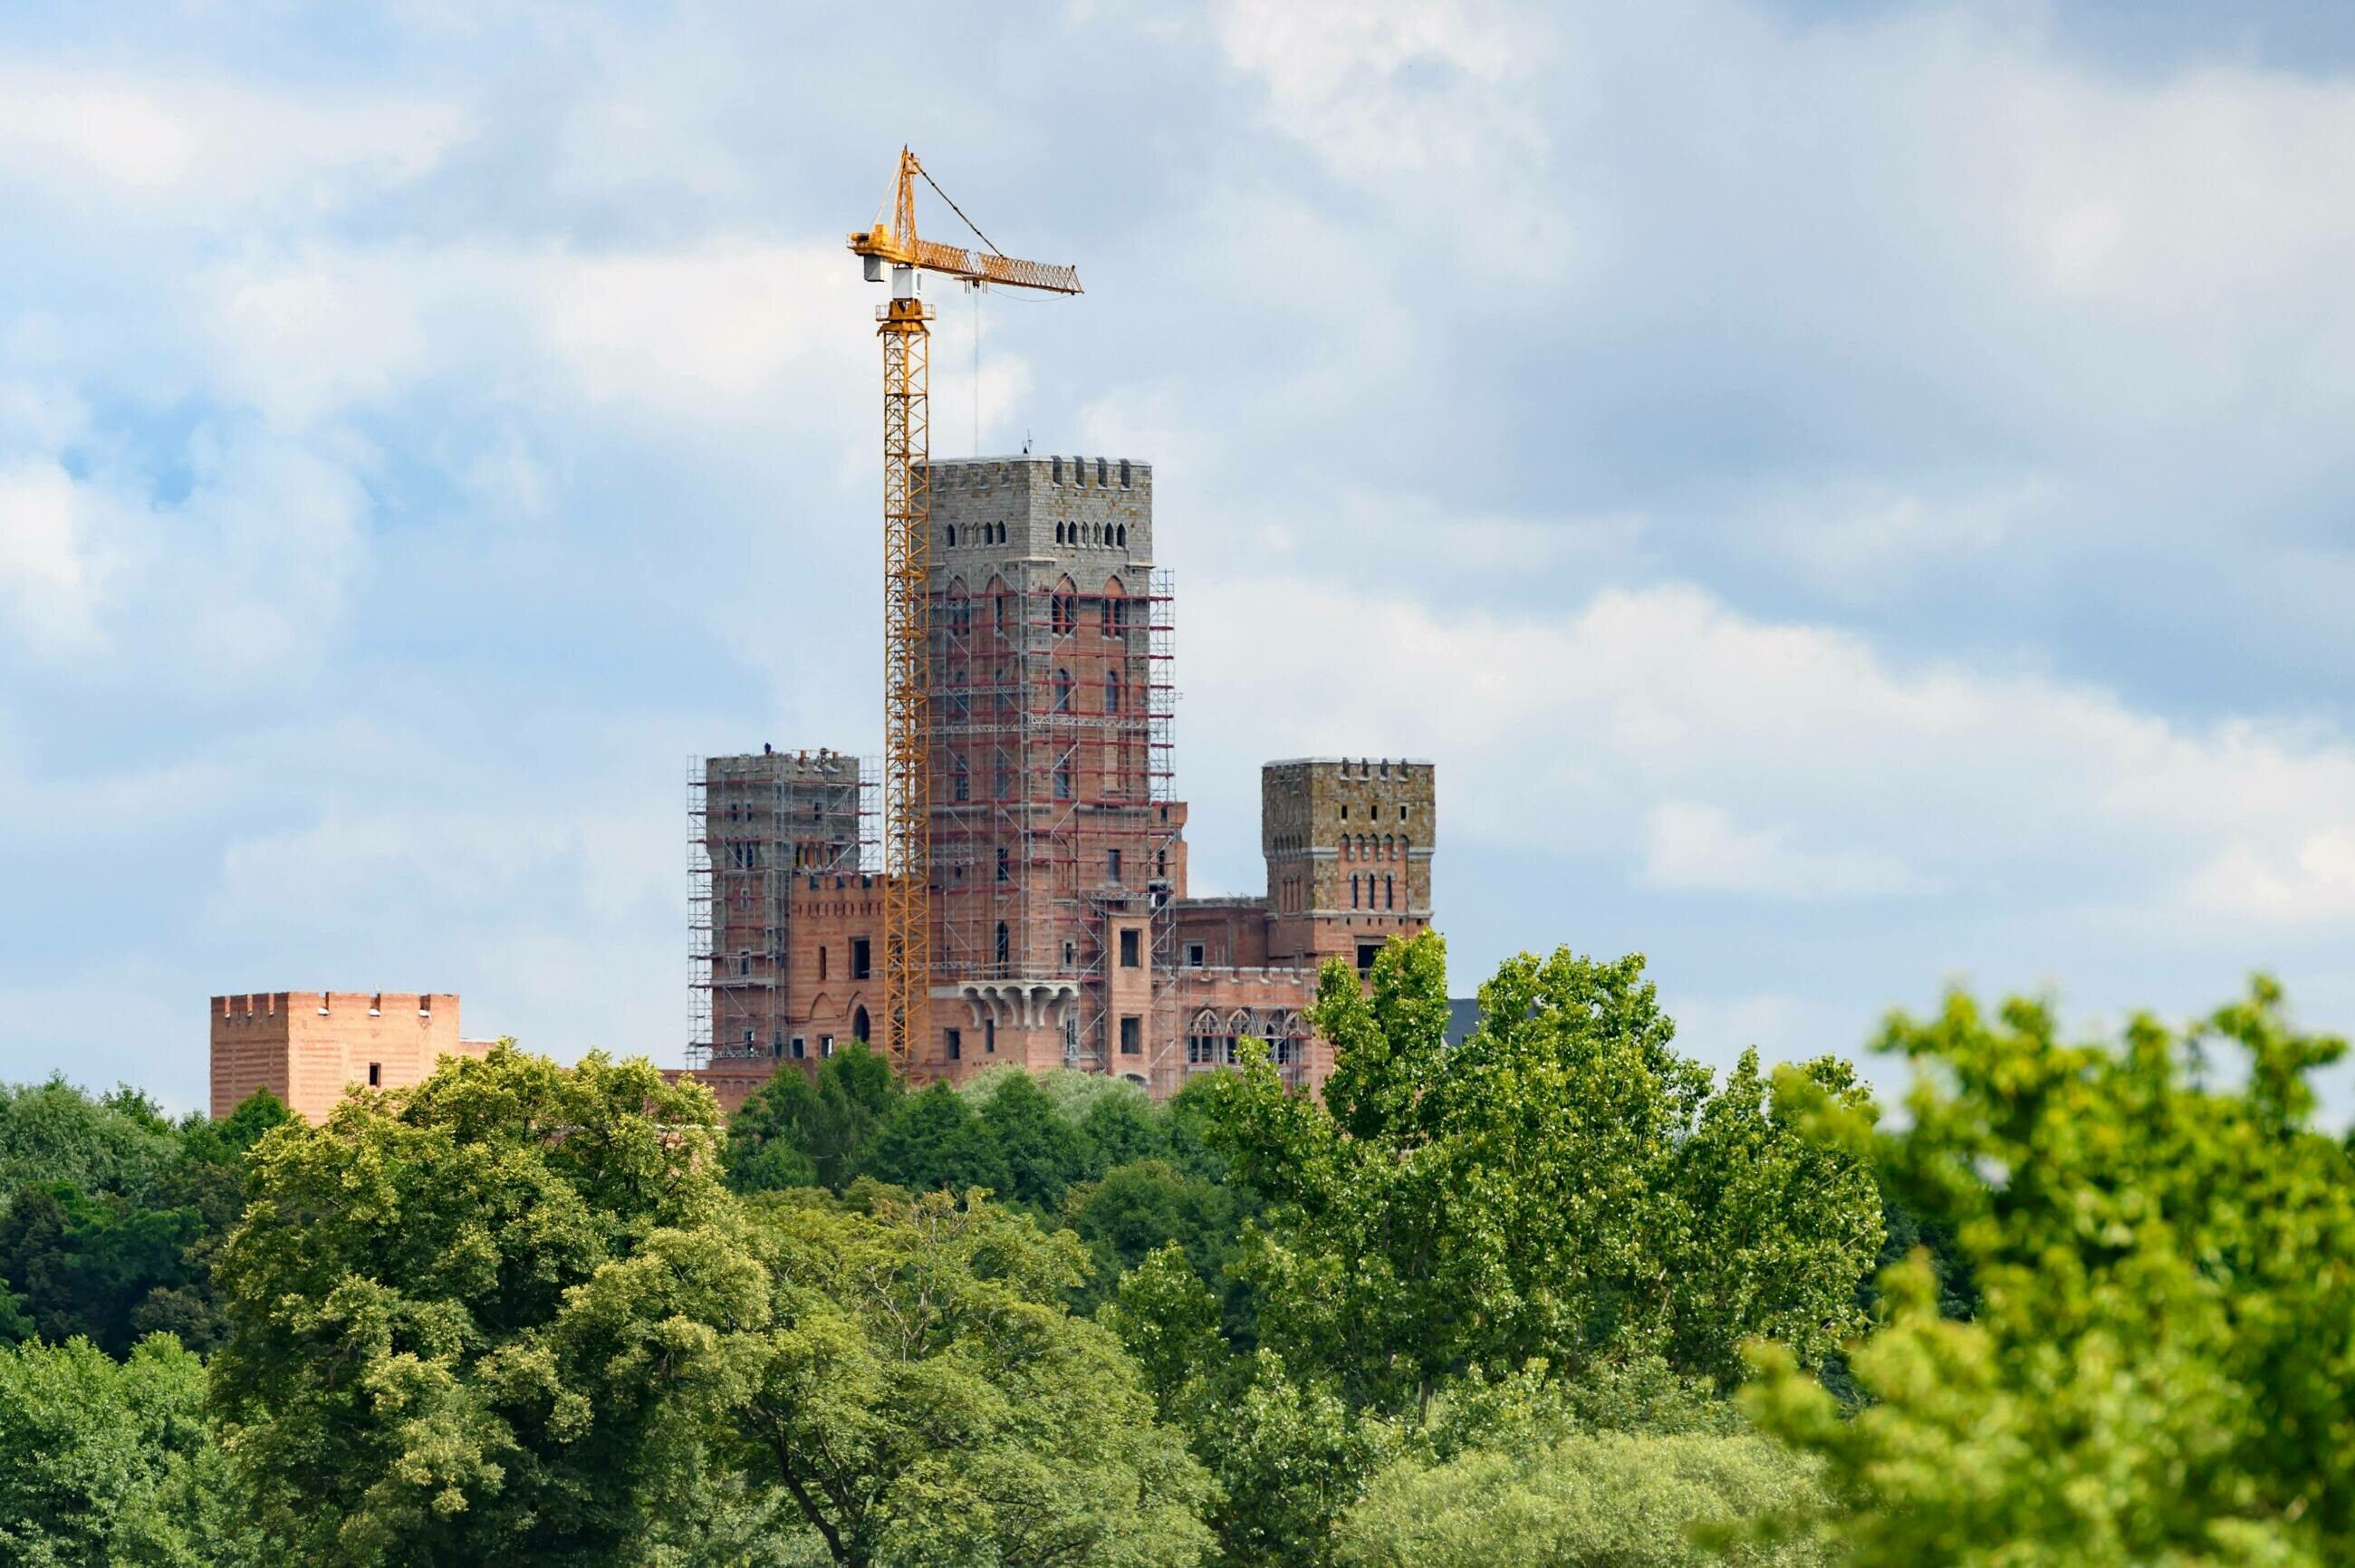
2, 930, 2350, 1566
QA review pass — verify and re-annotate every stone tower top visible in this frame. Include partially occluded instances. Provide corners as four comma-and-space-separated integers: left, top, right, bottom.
926, 455, 1153, 584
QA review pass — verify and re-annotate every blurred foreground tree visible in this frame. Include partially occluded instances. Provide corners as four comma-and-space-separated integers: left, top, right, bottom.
1746, 979, 2355, 1567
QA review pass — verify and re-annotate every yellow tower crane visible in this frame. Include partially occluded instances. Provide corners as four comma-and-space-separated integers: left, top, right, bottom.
849, 149, 1081, 1077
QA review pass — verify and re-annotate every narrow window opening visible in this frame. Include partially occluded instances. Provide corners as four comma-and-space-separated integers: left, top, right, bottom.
1120, 1015, 1141, 1054
367, 1062, 381, 1088
851, 938, 871, 979
947, 1027, 962, 1061
1120, 928, 1140, 967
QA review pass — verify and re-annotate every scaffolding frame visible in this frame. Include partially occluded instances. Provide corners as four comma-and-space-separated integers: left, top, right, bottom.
928, 563, 1180, 1073
688, 751, 875, 1070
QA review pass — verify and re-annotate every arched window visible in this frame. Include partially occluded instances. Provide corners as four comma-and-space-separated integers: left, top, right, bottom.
946, 524, 957, 547
1052, 585, 1077, 635
1381, 833, 1392, 860
995, 921, 1010, 969
1053, 669, 1072, 713
1351, 873, 1360, 909
852, 1005, 870, 1043
1385, 873, 1394, 910
1104, 669, 1120, 715
1117, 524, 1128, 547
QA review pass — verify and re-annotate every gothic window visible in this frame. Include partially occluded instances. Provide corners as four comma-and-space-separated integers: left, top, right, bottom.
853, 1005, 870, 1043
1351, 873, 1360, 909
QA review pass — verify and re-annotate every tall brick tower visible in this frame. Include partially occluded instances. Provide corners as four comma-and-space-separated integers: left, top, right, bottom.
923, 455, 1184, 1077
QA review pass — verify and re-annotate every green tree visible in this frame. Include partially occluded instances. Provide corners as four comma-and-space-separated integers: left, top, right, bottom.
0, 1077, 182, 1208
1745, 978, 2355, 1567
0, 1332, 261, 1566
1080, 1091, 1167, 1169
1333, 1424, 1829, 1568
1210, 934, 1882, 1410
727, 1044, 899, 1194
856, 1081, 1011, 1197
734, 1187, 1213, 1568
1105, 1246, 1389, 1568
1065, 1159, 1244, 1323
0, 1183, 207, 1354
974, 1068, 1094, 1210
209, 1044, 769, 1566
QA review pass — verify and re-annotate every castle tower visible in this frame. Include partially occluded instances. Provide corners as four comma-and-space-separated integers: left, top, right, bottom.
923, 455, 1183, 1079
690, 750, 864, 1065
210, 990, 493, 1121
1262, 758, 1437, 971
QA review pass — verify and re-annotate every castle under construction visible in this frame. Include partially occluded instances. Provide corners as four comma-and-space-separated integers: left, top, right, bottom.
687, 454, 1435, 1106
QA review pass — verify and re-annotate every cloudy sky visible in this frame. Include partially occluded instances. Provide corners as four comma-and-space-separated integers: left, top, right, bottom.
5, 0, 2355, 1112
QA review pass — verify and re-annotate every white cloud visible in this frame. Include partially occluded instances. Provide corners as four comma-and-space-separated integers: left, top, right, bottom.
1643, 800, 1921, 899
1178, 572, 2355, 936
0, 460, 111, 652
193, 238, 875, 432
0, 63, 466, 220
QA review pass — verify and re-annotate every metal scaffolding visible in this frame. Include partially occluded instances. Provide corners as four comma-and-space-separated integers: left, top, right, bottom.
687, 751, 873, 1070
927, 563, 1179, 1073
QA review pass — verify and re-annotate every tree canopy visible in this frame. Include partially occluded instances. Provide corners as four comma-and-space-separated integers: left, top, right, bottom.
734, 1185, 1213, 1568
1205, 934, 1883, 1409
209, 1045, 768, 1566
1745, 978, 2355, 1566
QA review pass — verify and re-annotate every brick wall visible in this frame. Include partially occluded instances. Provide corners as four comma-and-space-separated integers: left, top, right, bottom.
209, 990, 492, 1121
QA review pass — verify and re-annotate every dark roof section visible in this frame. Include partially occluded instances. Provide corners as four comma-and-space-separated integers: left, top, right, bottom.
1445, 997, 1481, 1047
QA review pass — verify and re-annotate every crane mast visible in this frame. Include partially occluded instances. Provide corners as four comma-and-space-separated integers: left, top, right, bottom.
877, 270, 931, 1079
851, 149, 1080, 1078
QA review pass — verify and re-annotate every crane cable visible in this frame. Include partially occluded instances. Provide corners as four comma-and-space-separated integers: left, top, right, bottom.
917, 160, 1008, 258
